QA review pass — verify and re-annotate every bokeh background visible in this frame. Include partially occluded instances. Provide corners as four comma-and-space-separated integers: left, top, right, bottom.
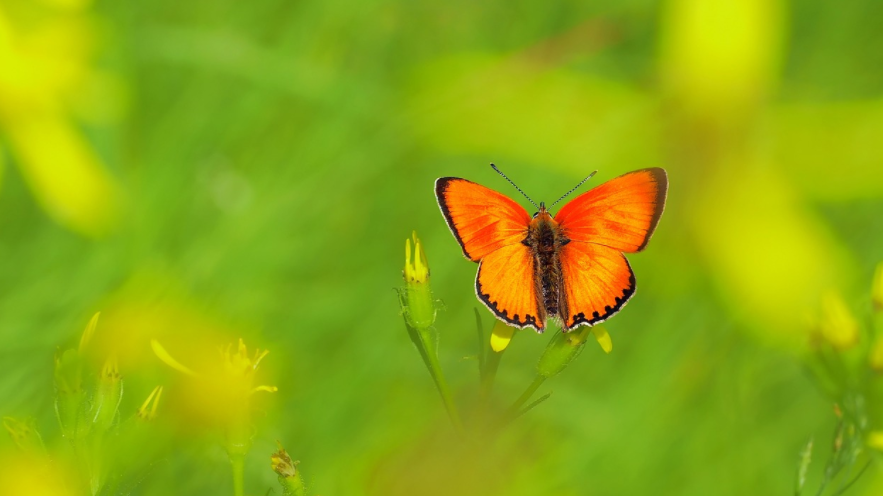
2, 0, 883, 494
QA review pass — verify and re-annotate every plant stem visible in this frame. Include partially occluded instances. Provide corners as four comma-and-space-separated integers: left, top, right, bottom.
480, 347, 503, 404
230, 454, 245, 496
419, 330, 464, 434
507, 375, 546, 417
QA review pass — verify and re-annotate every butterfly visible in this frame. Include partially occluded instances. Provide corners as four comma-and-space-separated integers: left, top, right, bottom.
435, 165, 667, 333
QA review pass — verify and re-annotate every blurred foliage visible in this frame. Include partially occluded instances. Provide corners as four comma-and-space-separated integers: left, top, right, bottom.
1, 0, 883, 494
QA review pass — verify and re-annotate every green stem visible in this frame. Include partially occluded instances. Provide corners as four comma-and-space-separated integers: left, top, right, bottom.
507, 375, 546, 418
230, 454, 244, 496
419, 330, 464, 434
480, 348, 504, 405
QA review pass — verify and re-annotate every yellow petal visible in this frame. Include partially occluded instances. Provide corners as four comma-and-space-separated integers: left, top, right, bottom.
150, 340, 197, 377
659, 0, 784, 115
490, 320, 515, 353
137, 385, 162, 421
591, 326, 613, 354
4, 111, 122, 237
251, 385, 278, 394
78, 311, 100, 353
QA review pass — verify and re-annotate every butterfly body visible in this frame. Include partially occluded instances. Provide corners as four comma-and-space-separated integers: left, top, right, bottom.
436, 168, 667, 333
524, 204, 567, 324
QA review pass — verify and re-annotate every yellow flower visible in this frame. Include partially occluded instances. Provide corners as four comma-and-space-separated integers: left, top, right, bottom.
0, 1, 122, 236
817, 292, 859, 350
151, 338, 278, 398
151, 337, 277, 456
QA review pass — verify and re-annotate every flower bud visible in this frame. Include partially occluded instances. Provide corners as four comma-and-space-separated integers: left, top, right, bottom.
400, 231, 437, 329
92, 355, 122, 432
53, 348, 90, 440
271, 442, 306, 496
537, 326, 592, 379
2, 417, 45, 454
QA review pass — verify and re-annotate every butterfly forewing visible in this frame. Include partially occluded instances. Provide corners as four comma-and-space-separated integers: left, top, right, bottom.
554, 168, 667, 253
435, 178, 531, 261
435, 177, 543, 330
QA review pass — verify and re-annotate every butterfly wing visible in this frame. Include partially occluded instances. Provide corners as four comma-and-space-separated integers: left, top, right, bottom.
435, 177, 543, 330
476, 243, 545, 330
558, 242, 635, 329
435, 177, 533, 260
554, 168, 667, 252
554, 168, 667, 329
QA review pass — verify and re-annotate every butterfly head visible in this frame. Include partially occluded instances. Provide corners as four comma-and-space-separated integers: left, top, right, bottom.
532, 201, 548, 218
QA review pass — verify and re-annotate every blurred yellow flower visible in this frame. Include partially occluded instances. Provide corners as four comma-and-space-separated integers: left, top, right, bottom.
0, 0, 122, 236
867, 430, 883, 452
150, 338, 277, 435
0, 452, 74, 496
152, 338, 278, 397
817, 292, 859, 351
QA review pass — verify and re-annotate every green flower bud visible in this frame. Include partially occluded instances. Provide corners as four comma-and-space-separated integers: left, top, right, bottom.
54, 348, 90, 441
2, 417, 45, 454
537, 326, 593, 379
400, 231, 436, 330
92, 356, 122, 432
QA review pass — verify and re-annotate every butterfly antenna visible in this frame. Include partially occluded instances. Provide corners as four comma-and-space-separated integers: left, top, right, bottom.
490, 163, 540, 210
549, 171, 597, 208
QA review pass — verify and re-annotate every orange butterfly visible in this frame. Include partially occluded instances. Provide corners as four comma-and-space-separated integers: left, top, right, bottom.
435, 165, 667, 333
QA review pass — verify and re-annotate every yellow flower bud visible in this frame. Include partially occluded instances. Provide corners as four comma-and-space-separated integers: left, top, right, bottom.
400, 231, 436, 329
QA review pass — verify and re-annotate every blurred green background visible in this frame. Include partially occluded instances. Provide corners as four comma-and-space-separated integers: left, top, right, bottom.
2, 0, 883, 494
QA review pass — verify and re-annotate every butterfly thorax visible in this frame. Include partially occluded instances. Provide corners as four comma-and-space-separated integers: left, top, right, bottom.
524, 205, 570, 320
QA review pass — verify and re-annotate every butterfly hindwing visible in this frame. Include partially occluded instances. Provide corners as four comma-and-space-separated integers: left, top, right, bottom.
435, 177, 532, 261
554, 168, 667, 253
476, 243, 544, 330
558, 242, 635, 330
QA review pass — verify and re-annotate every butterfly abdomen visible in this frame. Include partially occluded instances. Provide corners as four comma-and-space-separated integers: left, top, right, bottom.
527, 210, 569, 321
